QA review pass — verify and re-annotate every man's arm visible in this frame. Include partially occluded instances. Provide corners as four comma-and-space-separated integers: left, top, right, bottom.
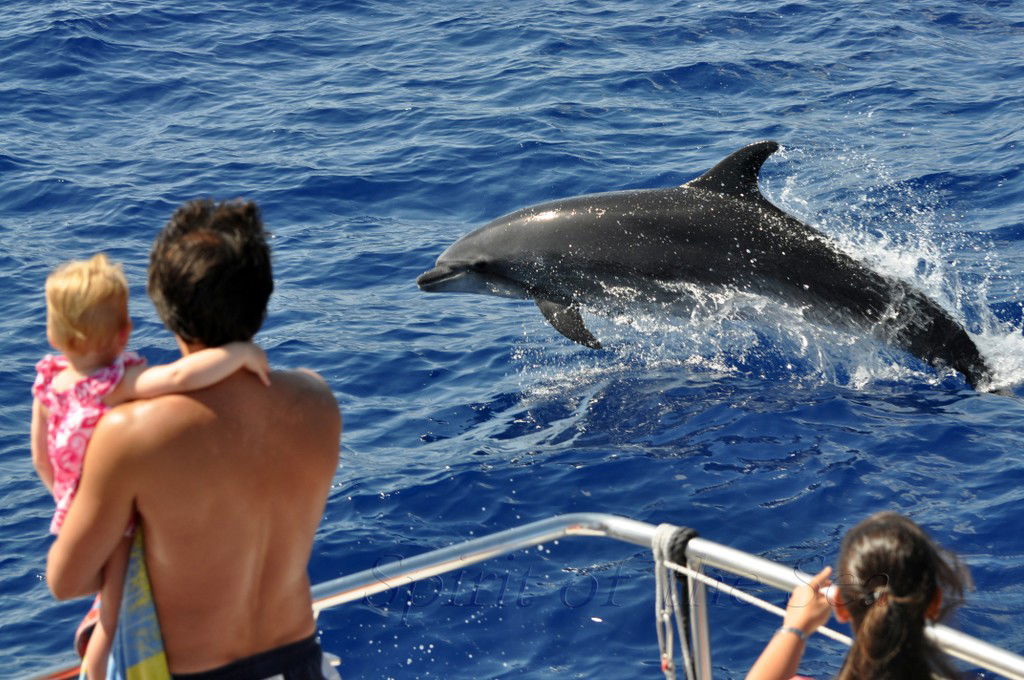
47, 407, 140, 600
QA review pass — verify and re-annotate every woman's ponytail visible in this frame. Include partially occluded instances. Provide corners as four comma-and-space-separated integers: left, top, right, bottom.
834, 513, 969, 680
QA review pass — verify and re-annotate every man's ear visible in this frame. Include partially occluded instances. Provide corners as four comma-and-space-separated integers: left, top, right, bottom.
926, 588, 942, 621
174, 334, 204, 355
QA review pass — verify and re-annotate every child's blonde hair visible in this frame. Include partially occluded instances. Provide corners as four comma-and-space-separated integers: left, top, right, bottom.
45, 254, 129, 354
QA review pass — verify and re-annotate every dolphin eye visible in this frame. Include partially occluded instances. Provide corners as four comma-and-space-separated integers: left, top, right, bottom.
470, 261, 488, 272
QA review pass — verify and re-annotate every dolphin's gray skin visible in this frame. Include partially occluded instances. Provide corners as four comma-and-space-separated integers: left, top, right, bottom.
417, 141, 991, 389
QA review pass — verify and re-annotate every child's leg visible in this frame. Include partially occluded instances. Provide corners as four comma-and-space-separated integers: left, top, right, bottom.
83, 534, 131, 680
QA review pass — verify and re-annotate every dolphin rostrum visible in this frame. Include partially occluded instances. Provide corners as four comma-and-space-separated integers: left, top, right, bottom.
417, 141, 992, 389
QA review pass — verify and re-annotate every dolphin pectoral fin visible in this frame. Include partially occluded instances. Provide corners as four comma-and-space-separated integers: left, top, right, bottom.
535, 299, 602, 349
686, 140, 780, 198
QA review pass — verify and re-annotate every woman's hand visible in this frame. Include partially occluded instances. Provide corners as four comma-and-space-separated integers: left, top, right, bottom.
746, 566, 834, 680
782, 566, 833, 635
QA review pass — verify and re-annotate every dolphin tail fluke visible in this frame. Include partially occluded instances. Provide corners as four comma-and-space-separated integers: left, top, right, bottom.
535, 299, 602, 349
686, 140, 780, 199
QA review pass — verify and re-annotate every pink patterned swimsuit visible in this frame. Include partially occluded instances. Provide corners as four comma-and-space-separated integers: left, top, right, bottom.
33, 351, 145, 534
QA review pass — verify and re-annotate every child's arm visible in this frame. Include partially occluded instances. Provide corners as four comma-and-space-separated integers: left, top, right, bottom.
31, 397, 54, 494
113, 342, 270, 403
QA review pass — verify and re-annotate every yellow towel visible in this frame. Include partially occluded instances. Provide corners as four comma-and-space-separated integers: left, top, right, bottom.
106, 530, 170, 680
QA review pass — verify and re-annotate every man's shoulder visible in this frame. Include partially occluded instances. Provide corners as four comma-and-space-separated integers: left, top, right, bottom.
271, 367, 332, 392
110, 368, 333, 415
269, 368, 335, 405
78, 394, 198, 477
94, 392, 206, 449
96, 368, 338, 452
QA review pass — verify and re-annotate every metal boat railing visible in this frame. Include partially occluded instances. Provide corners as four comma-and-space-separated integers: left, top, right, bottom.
32, 512, 1024, 679
311, 512, 1024, 680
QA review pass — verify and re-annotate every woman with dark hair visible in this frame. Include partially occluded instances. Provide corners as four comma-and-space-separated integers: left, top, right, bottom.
746, 512, 971, 680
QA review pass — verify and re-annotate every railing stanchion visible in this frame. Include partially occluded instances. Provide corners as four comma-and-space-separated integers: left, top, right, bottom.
687, 557, 713, 680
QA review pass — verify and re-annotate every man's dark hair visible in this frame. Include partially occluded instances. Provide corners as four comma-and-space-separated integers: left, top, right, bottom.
148, 198, 273, 347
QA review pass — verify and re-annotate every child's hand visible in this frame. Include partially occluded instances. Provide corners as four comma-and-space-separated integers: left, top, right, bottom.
228, 342, 271, 386
782, 566, 833, 636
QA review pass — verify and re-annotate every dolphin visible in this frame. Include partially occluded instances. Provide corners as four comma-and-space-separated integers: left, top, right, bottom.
417, 141, 992, 389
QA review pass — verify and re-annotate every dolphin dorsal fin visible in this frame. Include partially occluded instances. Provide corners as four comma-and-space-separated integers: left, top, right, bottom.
685, 140, 780, 198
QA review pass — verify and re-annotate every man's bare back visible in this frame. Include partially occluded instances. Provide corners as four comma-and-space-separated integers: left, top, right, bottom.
131, 368, 338, 670
51, 367, 340, 672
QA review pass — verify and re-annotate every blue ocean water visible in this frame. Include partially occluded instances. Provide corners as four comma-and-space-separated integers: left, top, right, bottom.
1, 0, 1023, 677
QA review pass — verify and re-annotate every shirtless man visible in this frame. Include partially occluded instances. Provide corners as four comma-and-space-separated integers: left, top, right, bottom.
47, 199, 342, 678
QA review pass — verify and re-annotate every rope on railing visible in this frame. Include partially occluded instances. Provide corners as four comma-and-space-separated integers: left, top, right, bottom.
662, 557, 853, 647
653, 524, 699, 680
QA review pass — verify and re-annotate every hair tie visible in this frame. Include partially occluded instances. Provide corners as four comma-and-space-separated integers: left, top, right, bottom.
863, 586, 889, 606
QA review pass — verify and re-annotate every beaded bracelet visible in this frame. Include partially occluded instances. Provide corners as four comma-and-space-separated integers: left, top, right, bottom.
776, 625, 809, 642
